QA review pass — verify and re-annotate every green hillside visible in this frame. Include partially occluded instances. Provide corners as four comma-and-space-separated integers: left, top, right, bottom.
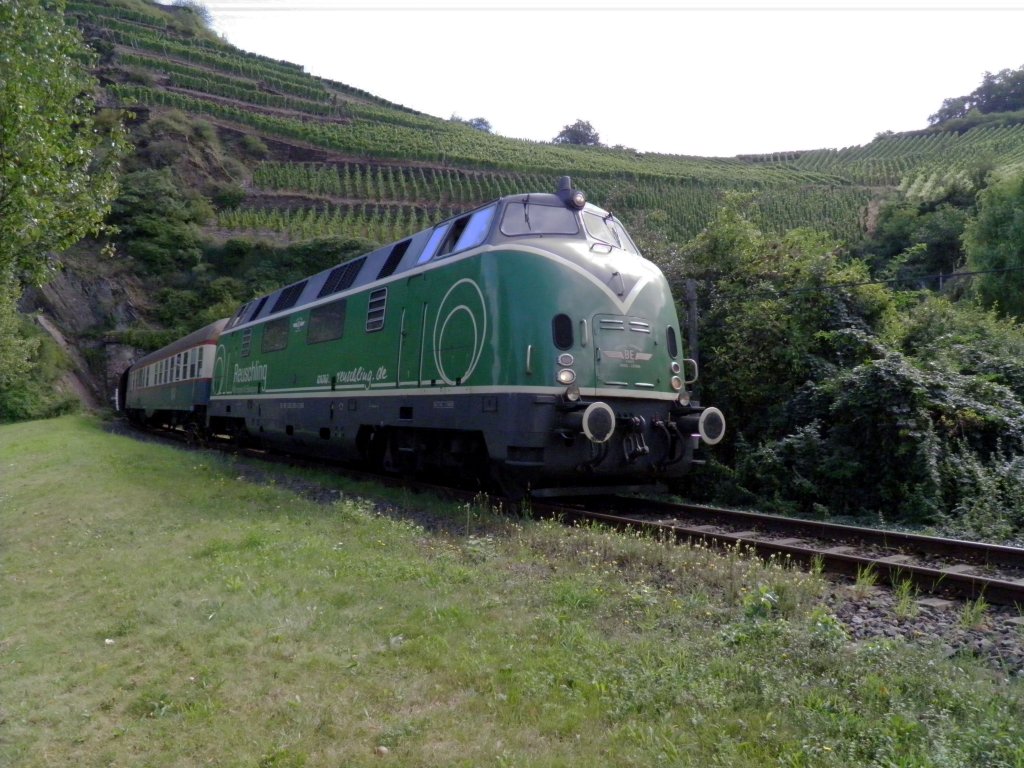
66, 0, 1024, 251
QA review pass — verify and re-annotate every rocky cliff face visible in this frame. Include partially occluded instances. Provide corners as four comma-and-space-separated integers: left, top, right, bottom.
20, 248, 150, 411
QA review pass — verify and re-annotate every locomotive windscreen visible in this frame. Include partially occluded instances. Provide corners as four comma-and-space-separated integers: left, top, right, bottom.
500, 202, 579, 236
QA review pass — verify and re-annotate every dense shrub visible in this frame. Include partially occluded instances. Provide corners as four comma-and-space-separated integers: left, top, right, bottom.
680, 203, 1024, 533
108, 168, 209, 273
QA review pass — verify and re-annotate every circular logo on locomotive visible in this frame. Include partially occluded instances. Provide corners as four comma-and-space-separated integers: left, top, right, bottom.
433, 278, 487, 386
213, 344, 226, 395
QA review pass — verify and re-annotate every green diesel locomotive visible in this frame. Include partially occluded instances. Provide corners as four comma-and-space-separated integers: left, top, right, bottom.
121, 178, 724, 495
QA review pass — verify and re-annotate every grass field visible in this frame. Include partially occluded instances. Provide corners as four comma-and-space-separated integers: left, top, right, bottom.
2, 416, 1023, 767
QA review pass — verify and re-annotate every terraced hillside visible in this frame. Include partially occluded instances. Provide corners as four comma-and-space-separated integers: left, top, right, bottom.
67, 0, 1024, 253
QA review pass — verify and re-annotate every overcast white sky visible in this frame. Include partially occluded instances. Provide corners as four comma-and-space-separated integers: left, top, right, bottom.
202, 1, 1024, 158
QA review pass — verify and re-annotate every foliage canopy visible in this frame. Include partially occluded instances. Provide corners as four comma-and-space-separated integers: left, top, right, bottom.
676, 200, 1024, 531
0, 0, 126, 417
964, 169, 1024, 318
552, 119, 602, 147
0, 0, 127, 286
929, 65, 1024, 125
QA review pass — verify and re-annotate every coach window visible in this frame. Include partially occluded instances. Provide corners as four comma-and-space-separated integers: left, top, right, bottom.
308, 299, 346, 344
189, 349, 197, 379
261, 317, 290, 353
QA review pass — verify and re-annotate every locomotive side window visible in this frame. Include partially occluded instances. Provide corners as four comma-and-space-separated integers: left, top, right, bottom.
249, 295, 269, 322
261, 317, 290, 353
552, 314, 574, 350
365, 288, 387, 332
308, 299, 347, 344
500, 202, 579, 236
417, 223, 451, 264
227, 302, 249, 329
452, 205, 496, 253
377, 240, 410, 280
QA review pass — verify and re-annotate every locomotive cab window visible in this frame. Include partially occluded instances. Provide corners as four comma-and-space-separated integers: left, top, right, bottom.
583, 211, 640, 254
500, 201, 579, 236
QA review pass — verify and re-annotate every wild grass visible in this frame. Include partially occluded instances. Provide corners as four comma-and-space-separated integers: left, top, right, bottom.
2, 416, 1023, 767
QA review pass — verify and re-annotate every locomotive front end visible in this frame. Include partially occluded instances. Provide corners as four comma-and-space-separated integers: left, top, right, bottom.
486, 177, 725, 493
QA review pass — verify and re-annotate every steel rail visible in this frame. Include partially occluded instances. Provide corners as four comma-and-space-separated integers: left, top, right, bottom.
551, 507, 1024, 606
603, 496, 1024, 568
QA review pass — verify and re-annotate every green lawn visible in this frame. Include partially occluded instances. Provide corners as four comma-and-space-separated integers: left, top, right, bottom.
2, 416, 1022, 767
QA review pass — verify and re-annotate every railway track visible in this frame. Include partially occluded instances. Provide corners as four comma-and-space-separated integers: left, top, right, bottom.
120, 420, 1024, 605
543, 497, 1024, 606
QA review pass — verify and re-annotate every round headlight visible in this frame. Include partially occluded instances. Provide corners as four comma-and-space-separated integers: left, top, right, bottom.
670, 361, 681, 374
557, 368, 577, 385
670, 375, 683, 391
558, 353, 575, 366
564, 384, 580, 402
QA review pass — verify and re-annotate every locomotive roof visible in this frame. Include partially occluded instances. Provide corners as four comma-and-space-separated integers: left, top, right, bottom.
223, 177, 617, 333
133, 318, 229, 368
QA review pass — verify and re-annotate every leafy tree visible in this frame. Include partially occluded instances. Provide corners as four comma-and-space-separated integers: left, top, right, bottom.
0, 0, 126, 287
963, 169, 1024, 318
449, 114, 493, 133
0, 278, 36, 390
170, 0, 214, 32
0, 0, 126, 411
929, 65, 1024, 125
857, 198, 970, 283
552, 119, 602, 147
